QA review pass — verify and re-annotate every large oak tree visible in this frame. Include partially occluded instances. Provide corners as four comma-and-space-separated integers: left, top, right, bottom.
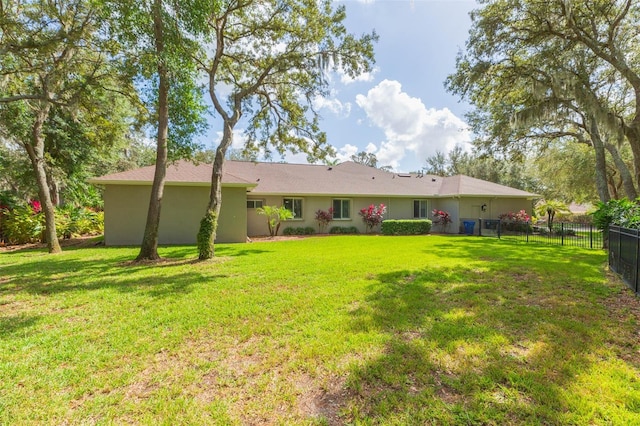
0, 0, 119, 253
193, 0, 377, 259
447, 0, 640, 203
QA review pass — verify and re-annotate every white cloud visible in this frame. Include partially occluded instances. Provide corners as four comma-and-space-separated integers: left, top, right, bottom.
340, 67, 379, 85
312, 95, 352, 117
364, 142, 377, 153
333, 143, 360, 163
355, 79, 471, 170
211, 129, 249, 151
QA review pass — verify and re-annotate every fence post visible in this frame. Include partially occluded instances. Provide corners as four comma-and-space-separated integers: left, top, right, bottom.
561, 222, 565, 246
478, 218, 482, 237
526, 220, 529, 243
498, 219, 501, 239
589, 224, 593, 249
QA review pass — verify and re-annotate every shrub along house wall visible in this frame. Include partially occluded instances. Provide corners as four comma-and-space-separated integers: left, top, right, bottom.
381, 219, 432, 235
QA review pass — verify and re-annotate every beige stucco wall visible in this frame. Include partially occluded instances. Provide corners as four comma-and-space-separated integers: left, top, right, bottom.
246, 195, 434, 236
103, 185, 247, 245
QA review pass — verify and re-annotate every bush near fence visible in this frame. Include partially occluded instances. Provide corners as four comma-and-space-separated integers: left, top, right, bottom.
381, 219, 432, 235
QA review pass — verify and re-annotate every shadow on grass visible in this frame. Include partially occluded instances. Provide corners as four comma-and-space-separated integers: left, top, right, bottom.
340, 256, 623, 424
0, 246, 253, 298
0, 314, 40, 338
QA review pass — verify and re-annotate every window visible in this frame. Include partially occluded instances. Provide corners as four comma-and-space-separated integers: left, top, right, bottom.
247, 199, 264, 209
283, 198, 303, 219
413, 199, 428, 218
332, 199, 351, 220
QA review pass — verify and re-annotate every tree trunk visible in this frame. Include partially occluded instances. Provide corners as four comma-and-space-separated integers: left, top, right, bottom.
198, 121, 235, 259
136, 0, 169, 261
25, 107, 61, 254
588, 119, 611, 203
623, 124, 640, 186
46, 173, 60, 207
605, 142, 638, 200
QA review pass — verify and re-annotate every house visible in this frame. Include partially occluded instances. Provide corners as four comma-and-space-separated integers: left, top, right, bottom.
89, 160, 538, 245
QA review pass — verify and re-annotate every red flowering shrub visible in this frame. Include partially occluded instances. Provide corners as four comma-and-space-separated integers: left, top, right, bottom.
499, 210, 531, 232
359, 203, 386, 233
29, 199, 42, 214
432, 209, 452, 230
315, 207, 334, 233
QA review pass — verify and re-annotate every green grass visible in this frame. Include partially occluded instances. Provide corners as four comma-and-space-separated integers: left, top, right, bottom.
1, 235, 639, 425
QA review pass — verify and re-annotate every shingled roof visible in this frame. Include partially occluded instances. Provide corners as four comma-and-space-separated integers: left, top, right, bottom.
89, 161, 254, 187
90, 160, 538, 198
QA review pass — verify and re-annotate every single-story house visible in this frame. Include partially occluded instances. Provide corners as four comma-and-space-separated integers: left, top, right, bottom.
89, 160, 538, 245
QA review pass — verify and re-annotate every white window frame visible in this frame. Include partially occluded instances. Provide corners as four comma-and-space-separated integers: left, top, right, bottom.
283, 197, 303, 220
246, 199, 264, 209
413, 199, 429, 218
332, 198, 351, 220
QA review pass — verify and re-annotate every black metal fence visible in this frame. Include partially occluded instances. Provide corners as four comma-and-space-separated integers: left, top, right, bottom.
609, 226, 640, 295
474, 219, 604, 250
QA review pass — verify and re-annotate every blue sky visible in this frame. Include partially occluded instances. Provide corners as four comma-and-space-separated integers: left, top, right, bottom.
206, 0, 477, 173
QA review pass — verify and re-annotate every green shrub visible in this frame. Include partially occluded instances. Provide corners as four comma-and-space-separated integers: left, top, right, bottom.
2, 202, 106, 245
552, 225, 576, 236
3, 205, 44, 244
591, 198, 640, 230
283, 226, 316, 236
55, 208, 73, 239
329, 226, 359, 234
57, 206, 104, 238
381, 219, 432, 235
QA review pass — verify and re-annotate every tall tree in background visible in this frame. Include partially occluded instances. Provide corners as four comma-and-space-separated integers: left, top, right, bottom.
446, 0, 640, 203
103, 0, 208, 261
424, 146, 541, 196
0, 0, 119, 253
194, 0, 377, 259
351, 151, 378, 168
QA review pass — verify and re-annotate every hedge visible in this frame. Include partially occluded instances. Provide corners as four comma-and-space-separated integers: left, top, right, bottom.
283, 226, 316, 236
381, 219, 432, 235
329, 226, 359, 234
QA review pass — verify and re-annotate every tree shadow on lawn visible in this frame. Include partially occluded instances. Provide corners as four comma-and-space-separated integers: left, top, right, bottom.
336, 260, 632, 424
4, 243, 273, 297
0, 314, 41, 338
0, 249, 237, 299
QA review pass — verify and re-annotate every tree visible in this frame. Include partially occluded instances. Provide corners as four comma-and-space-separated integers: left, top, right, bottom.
536, 200, 570, 232
446, 0, 640, 203
194, 0, 377, 259
351, 151, 378, 168
0, 0, 120, 253
424, 146, 541, 196
103, 0, 208, 261
424, 151, 448, 176
256, 206, 294, 237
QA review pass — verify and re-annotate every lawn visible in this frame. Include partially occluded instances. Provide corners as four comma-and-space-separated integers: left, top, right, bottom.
1, 235, 639, 425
